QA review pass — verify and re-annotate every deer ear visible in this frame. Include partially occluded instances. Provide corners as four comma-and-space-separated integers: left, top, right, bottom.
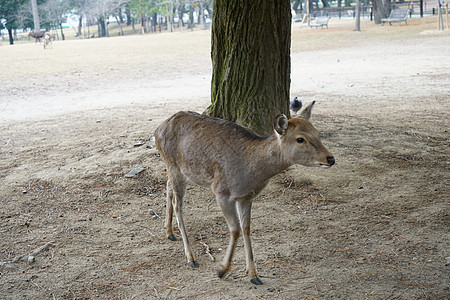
274, 114, 288, 135
298, 101, 315, 121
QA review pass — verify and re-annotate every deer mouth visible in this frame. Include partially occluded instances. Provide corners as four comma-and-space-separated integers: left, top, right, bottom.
320, 156, 335, 168
319, 164, 331, 168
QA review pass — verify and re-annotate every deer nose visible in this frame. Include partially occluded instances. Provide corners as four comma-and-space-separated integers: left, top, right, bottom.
327, 156, 335, 166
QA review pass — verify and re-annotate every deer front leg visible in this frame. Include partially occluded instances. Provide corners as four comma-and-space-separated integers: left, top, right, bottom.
237, 200, 262, 285
216, 196, 240, 279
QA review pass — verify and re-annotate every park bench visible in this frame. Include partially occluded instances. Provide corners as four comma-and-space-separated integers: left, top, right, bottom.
381, 9, 409, 26
309, 16, 329, 29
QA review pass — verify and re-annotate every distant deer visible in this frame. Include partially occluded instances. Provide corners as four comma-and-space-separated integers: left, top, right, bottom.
43, 32, 53, 49
29, 30, 46, 43
154, 102, 335, 285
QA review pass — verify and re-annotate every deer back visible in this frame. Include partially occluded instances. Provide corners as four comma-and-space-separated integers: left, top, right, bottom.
154, 110, 334, 197
155, 112, 279, 195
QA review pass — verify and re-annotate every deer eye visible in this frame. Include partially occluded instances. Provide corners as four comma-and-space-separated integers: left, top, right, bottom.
297, 138, 305, 144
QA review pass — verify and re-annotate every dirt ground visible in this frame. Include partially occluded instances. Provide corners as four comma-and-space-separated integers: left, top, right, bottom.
0, 18, 449, 299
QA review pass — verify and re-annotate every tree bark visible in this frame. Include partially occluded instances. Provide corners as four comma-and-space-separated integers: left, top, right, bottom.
131, 18, 136, 33
7, 27, 14, 45
118, 8, 124, 23
141, 14, 146, 33
126, 5, 132, 26
206, 0, 292, 136
77, 16, 82, 37
98, 16, 107, 37
59, 23, 65, 40
373, 0, 391, 23
152, 12, 157, 33
354, 0, 361, 30
293, 0, 301, 12
30, 0, 40, 32
188, 3, 194, 30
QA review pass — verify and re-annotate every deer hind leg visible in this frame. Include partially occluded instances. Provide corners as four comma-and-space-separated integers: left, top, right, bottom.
165, 180, 176, 241
236, 200, 261, 285
170, 175, 198, 268
216, 196, 240, 279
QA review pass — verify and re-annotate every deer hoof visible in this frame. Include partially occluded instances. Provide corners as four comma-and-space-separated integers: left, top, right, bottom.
168, 235, 176, 241
188, 261, 199, 268
217, 271, 225, 278
250, 277, 263, 285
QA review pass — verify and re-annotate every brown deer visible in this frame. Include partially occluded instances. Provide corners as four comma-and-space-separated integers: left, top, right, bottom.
154, 102, 335, 285
29, 30, 46, 43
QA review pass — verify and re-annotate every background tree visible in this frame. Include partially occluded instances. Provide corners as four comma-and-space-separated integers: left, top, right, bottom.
88, 0, 127, 37
187, 1, 194, 30
206, 0, 292, 136
42, 0, 70, 40
15, 1, 34, 29
70, 0, 91, 37
128, 0, 154, 33
0, 0, 27, 44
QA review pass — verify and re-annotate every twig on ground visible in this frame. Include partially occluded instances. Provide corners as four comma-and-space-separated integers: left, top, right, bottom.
290, 267, 308, 273
394, 279, 430, 289
159, 283, 185, 292
0, 240, 56, 269
252, 213, 270, 219
200, 242, 215, 262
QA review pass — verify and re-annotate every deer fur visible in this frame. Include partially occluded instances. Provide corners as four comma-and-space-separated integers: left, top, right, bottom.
154, 102, 335, 284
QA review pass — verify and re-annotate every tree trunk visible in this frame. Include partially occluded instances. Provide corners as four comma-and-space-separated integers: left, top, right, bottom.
293, 0, 301, 12
115, 15, 124, 35
60, 23, 65, 40
31, 0, 40, 32
141, 14, 146, 33
77, 16, 83, 37
98, 17, 107, 37
118, 8, 124, 23
354, 0, 361, 30
206, 0, 292, 136
126, 5, 132, 26
373, 0, 391, 23
419, 0, 423, 17
105, 19, 109, 37
188, 3, 194, 30
168, 1, 174, 32
308, 0, 314, 15
7, 27, 14, 45
322, 0, 331, 8
199, 2, 204, 28
153, 12, 158, 32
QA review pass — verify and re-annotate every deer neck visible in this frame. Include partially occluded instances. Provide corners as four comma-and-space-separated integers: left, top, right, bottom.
247, 134, 291, 180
